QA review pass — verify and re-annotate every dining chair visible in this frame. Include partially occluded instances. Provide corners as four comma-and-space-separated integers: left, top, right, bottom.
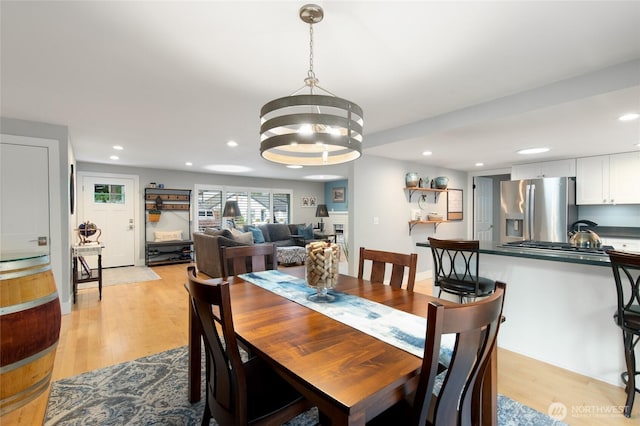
186, 266, 313, 425
608, 250, 640, 418
428, 237, 496, 303
368, 281, 507, 426
221, 243, 277, 277
357, 247, 418, 291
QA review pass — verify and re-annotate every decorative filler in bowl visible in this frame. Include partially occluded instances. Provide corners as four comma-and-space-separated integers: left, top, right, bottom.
433, 176, 449, 189
405, 172, 420, 188
306, 241, 340, 303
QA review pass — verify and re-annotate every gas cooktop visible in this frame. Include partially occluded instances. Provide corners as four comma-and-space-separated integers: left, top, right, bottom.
501, 240, 613, 254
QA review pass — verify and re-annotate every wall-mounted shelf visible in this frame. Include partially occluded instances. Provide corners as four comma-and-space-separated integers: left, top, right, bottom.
404, 187, 448, 202
408, 220, 447, 234
405, 186, 450, 235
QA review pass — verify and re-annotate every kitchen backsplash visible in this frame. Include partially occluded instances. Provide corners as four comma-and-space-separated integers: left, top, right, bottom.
577, 205, 640, 227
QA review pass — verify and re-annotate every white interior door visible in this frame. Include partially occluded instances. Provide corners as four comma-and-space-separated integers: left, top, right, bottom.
1, 140, 50, 257
474, 176, 494, 241
79, 173, 136, 268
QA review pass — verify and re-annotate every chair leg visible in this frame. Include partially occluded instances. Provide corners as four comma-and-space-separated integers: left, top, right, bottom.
201, 402, 211, 426
621, 331, 638, 418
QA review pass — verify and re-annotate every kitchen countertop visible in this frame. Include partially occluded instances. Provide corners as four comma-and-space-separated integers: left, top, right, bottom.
416, 240, 611, 267
594, 226, 640, 239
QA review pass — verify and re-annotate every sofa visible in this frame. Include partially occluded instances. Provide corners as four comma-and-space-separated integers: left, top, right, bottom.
244, 223, 326, 247
192, 229, 255, 278
193, 224, 326, 278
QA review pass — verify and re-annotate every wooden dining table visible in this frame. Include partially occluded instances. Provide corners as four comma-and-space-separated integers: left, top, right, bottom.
187, 266, 497, 425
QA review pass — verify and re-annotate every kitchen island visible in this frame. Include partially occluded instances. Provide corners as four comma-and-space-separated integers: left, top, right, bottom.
416, 241, 624, 387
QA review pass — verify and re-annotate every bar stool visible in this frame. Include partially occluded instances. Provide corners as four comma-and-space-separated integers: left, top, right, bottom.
428, 237, 495, 303
608, 250, 640, 418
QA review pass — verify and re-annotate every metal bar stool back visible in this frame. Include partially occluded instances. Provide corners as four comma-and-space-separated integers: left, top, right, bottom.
608, 250, 640, 418
428, 237, 496, 303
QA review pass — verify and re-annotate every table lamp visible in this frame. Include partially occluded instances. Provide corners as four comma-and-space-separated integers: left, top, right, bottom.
315, 204, 329, 232
222, 200, 241, 228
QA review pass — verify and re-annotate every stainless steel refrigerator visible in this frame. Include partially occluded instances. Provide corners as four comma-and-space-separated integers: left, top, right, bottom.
500, 177, 577, 243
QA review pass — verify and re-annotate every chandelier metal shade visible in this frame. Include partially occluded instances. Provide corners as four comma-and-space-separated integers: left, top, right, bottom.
260, 4, 363, 166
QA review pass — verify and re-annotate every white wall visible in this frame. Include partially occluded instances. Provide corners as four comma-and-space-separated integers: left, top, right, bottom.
77, 162, 327, 262
350, 154, 468, 280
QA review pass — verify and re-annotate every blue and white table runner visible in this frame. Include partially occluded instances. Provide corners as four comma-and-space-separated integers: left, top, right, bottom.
239, 270, 453, 365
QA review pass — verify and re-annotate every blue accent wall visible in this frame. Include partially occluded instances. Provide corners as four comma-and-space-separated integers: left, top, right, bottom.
325, 179, 348, 212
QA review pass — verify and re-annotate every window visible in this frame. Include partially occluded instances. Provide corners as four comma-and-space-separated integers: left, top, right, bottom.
250, 191, 270, 225
94, 184, 124, 204
273, 192, 291, 224
225, 191, 248, 227
196, 186, 292, 230
197, 189, 222, 230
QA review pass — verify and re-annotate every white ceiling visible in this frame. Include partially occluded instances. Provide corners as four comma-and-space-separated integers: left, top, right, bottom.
1, 1, 639, 181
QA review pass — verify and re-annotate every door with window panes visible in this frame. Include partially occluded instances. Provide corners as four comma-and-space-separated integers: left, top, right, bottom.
80, 174, 135, 267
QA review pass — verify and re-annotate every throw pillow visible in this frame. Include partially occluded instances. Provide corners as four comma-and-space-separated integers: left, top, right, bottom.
247, 226, 265, 244
203, 227, 223, 236
229, 228, 254, 244
298, 224, 314, 240
203, 228, 233, 239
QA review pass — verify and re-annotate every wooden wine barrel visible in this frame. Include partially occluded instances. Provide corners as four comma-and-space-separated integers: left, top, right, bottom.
0, 254, 61, 415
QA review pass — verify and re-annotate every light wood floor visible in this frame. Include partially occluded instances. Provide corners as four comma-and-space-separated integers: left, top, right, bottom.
2, 264, 637, 425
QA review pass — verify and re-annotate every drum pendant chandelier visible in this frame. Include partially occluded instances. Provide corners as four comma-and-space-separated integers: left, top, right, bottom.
260, 4, 363, 166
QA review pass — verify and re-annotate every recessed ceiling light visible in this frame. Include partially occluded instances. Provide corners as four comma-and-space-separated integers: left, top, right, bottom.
287, 165, 303, 169
475, 162, 484, 167
185, 162, 193, 166
110, 155, 119, 160
112, 145, 124, 150
205, 164, 251, 173
422, 151, 432, 156
517, 147, 550, 155
304, 174, 344, 181
618, 113, 639, 122
227, 140, 238, 147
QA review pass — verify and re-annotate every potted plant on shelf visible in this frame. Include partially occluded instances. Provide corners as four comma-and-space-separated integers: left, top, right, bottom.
148, 209, 161, 222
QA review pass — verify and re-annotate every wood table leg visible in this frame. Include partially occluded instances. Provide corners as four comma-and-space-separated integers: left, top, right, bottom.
72, 256, 78, 304
97, 253, 102, 300
188, 296, 202, 403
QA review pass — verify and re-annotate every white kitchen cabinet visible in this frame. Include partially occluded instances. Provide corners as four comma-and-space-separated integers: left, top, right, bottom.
609, 152, 640, 204
577, 152, 640, 205
510, 159, 576, 180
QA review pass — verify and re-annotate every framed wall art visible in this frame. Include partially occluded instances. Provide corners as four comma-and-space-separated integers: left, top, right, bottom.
447, 189, 463, 220
332, 187, 345, 203
301, 196, 317, 207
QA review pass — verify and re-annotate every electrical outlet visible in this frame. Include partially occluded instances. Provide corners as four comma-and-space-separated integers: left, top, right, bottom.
373, 216, 379, 225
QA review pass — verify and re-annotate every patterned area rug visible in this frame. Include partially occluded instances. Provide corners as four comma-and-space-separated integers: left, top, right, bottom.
78, 266, 161, 288
45, 346, 566, 425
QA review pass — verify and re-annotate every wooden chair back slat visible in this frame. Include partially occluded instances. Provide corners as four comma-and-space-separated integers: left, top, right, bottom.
357, 247, 418, 291
221, 243, 277, 277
